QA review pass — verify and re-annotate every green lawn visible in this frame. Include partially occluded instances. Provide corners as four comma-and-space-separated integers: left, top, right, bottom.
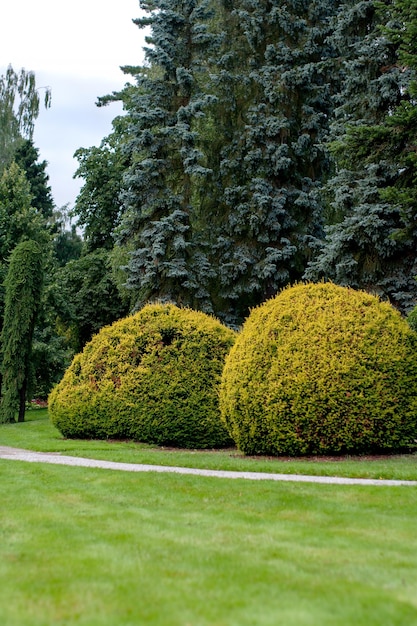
1, 409, 417, 480
1, 412, 417, 624
1, 456, 417, 626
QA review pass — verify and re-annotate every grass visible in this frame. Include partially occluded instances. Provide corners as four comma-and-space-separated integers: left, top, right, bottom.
1, 411, 417, 624
1, 409, 417, 481
1, 457, 417, 625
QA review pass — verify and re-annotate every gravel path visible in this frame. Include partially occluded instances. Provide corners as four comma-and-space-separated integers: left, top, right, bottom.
1, 446, 416, 486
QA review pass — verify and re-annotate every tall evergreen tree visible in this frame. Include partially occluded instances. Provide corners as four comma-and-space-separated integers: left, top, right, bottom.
115, 0, 218, 312
0, 162, 47, 312
14, 139, 54, 219
374, 0, 417, 272
305, 0, 417, 313
75, 0, 417, 324
0, 162, 50, 392
208, 0, 342, 324
0, 240, 44, 423
0, 162, 48, 272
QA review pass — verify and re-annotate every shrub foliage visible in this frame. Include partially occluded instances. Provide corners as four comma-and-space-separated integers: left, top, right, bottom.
49, 303, 235, 448
220, 282, 417, 456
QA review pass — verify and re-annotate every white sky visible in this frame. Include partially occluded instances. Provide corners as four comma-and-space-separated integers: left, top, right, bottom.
0, 0, 146, 210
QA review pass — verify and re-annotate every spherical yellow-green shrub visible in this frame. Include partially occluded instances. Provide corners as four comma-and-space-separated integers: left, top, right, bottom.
220, 282, 417, 456
49, 303, 236, 448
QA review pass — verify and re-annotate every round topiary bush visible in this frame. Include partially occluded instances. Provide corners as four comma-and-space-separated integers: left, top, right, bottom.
49, 303, 236, 448
220, 282, 417, 456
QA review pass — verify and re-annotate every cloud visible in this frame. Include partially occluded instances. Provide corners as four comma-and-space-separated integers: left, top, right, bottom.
33, 72, 125, 209
1, 0, 142, 79
0, 0, 144, 209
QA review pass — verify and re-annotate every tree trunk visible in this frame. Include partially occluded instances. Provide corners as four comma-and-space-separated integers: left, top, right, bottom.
18, 377, 27, 422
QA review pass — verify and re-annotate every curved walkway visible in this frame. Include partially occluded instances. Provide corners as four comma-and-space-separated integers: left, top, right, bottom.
1, 446, 416, 486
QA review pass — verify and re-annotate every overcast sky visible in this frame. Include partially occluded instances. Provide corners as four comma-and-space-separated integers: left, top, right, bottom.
0, 0, 145, 211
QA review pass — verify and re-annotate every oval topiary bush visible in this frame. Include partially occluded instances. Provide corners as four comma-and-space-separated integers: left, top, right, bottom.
49, 303, 236, 448
220, 282, 417, 456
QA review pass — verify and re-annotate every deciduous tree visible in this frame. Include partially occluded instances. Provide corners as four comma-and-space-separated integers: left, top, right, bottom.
0, 65, 51, 171
50, 249, 128, 353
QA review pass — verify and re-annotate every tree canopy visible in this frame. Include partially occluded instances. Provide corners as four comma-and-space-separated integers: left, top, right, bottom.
0, 65, 51, 172
69, 0, 417, 326
305, 0, 417, 313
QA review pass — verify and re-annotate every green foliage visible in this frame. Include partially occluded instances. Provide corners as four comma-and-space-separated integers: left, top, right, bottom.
50, 249, 128, 353
0, 158, 53, 404
0, 161, 49, 343
220, 282, 417, 456
406, 305, 417, 332
0, 65, 51, 172
29, 318, 73, 400
306, 0, 417, 314
209, 0, 340, 324
14, 139, 54, 218
114, 0, 218, 313
52, 224, 83, 267
0, 161, 47, 259
73, 124, 128, 251
0, 240, 44, 423
49, 303, 236, 448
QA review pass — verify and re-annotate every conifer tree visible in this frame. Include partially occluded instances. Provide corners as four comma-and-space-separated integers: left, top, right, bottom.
305, 0, 417, 313
0, 162, 47, 313
0, 162, 50, 392
375, 0, 417, 285
0, 162, 48, 285
116, 0, 218, 312
208, 0, 342, 323
14, 139, 54, 219
75, 0, 417, 323
0, 240, 44, 423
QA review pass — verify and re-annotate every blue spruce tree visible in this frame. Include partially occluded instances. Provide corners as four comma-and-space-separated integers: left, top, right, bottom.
116, 0, 218, 312
305, 0, 417, 314
208, 0, 342, 324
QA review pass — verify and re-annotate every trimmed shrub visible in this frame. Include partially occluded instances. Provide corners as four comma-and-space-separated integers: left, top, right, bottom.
49, 303, 236, 448
220, 282, 417, 456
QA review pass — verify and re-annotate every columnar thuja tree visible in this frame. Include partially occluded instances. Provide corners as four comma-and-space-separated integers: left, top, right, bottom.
209, 0, 341, 324
0, 240, 44, 423
305, 0, 417, 313
0, 162, 46, 328
117, 0, 218, 312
